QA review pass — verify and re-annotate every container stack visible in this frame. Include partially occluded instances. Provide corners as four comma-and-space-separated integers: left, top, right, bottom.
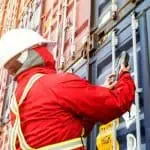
0, 0, 150, 149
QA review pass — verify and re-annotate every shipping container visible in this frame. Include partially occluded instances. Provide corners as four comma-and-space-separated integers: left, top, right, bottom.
64, 0, 150, 150
0, 0, 43, 149
0, 0, 42, 37
18, 0, 43, 31
0, 69, 14, 149
41, 0, 91, 70
87, 0, 150, 150
0, 0, 150, 150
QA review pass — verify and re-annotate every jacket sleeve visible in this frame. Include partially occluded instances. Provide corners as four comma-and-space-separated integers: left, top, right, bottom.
54, 72, 135, 124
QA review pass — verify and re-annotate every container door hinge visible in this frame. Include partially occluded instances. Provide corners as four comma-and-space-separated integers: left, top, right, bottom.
112, 3, 118, 20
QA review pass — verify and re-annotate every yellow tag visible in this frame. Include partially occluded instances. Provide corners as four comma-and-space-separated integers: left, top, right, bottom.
96, 119, 120, 150
97, 134, 119, 150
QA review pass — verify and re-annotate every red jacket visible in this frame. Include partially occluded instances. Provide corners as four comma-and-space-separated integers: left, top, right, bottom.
11, 46, 135, 149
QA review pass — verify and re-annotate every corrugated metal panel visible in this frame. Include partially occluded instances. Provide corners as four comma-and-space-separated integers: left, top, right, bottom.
0, 0, 41, 37
0, 69, 8, 122
87, 1, 150, 150
0, 0, 150, 149
0, 68, 15, 149
41, 0, 91, 71
139, 6, 150, 149
90, 0, 143, 49
147, 8, 150, 67
0, 0, 39, 149
18, 0, 43, 31
91, 0, 138, 29
40, 1, 150, 149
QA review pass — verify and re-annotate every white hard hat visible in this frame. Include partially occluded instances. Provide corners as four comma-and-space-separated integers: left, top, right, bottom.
0, 28, 50, 67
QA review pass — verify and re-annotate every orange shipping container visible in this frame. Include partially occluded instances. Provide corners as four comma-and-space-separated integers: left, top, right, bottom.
0, 0, 42, 149
41, 0, 91, 70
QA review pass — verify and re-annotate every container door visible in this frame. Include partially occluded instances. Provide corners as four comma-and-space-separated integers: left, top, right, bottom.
88, 4, 150, 148
95, 40, 145, 150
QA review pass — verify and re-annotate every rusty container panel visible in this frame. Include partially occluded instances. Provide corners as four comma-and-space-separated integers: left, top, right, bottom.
63, 0, 91, 70
0, 69, 13, 150
41, 0, 91, 70
40, 0, 55, 36
0, 0, 35, 37
18, 0, 43, 31
0, 1, 37, 149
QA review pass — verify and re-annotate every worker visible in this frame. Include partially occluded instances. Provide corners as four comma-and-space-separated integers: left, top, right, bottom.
0, 29, 135, 150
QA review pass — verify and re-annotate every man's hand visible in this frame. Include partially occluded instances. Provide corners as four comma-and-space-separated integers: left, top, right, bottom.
103, 63, 131, 89
103, 74, 117, 89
